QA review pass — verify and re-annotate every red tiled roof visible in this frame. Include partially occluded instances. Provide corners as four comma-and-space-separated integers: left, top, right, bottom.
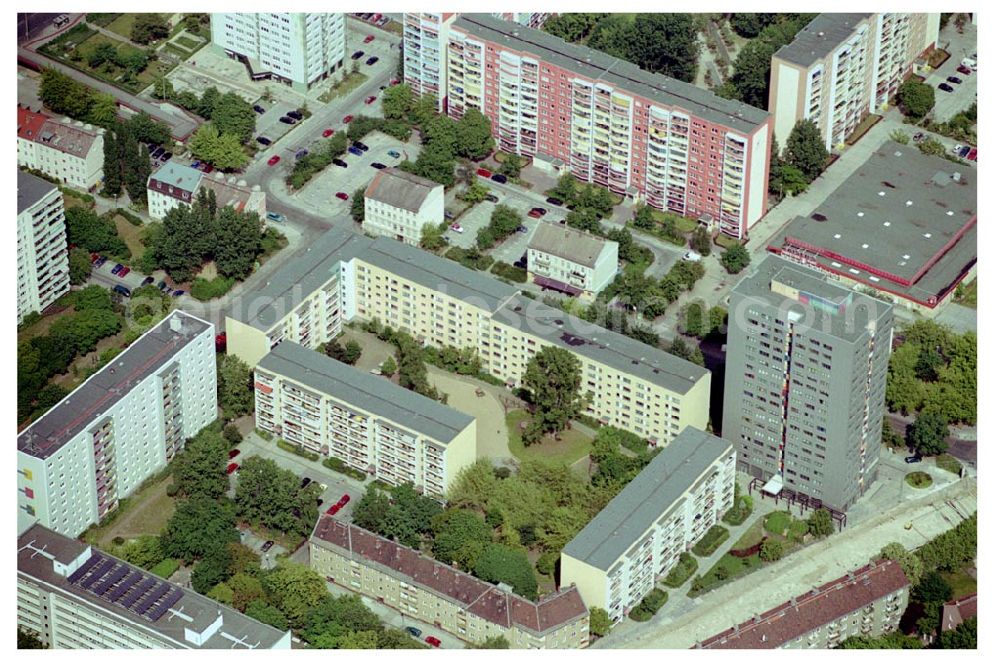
18, 105, 49, 142
311, 516, 587, 634
695, 560, 910, 649
942, 592, 977, 631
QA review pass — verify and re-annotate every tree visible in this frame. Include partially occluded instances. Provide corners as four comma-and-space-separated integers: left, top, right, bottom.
244, 600, 289, 631
207, 582, 234, 606
101, 128, 122, 197
130, 13, 169, 44
223, 423, 243, 446
64, 208, 129, 257
720, 244, 751, 274
912, 570, 952, 605
783, 120, 828, 181
626, 14, 699, 82
381, 83, 413, 120
907, 412, 950, 456
839, 631, 923, 649
302, 594, 383, 646
160, 499, 239, 564
589, 607, 612, 637
551, 172, 580, 204
916, 514, 976, 573
683, 301, 706, 338
192, 548, 233, 594
473, 543, 538, 600
730, 13, 778, 37
18, 627, 46, 649
461, 179, 490, 204
172, 425, 229, 500
211, 92, 256, 143
87, 92, 118, 127
188, 124, 249, 170
522, 347, 583, 442
469, 636, 510, 649
431, 509, 492, 570
897, 80, 935, 119
497, 153, 522, 179
68, 247, 93, 285
229, 571, 266, 612
918, 137, 946, 157
128, 111, 170, 145
938, 617, 976, 649
324, 339, 362, 365
39, 68, 95, 120
691, 226, 711, 255
235, 456, 318, 538
777, 164, 810, 195
455, 108, 495, 159
728, 39, 776, 108
543, 13, 607, 42
110, 535, 164, 570
759, 539, 785, 562
806, 508, 834, 537
217, 355, 254, 417
213, 207, 262, 278
350, 187, 366, 223
263, 562, 329, 629
380, 356, 397, 377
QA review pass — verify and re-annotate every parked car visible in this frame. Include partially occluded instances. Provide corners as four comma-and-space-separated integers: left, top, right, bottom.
202, 164, 214, 174
388, 149, 401, 158
151, 147, 164, 159
332, 158, 349, 168
938, 83, 954, 93
300, 477, 312, 489
364, 95, 377, 105
425, 636, 442, 648
343, 114, 354, 124
379, 85, 387, 91
947, 76, 963, 85
390, 78, 400, 85
261, 540, 275, 552
405, 626, 422, 638
905, 455, 923, 464
912, 132, 925, 142
216, 332, 227, 352
953, 143, 968, 154
348, 146, 364, 156
491, 173, 508, 184
113, 285, 131, 298
335, 191, 350, 200
118, 266, 131, 277
354, 141, 369, 151
94, 256, 108, 268
268, 155, 281, 166
325, 503, 342, 516
161, 152, 172, 161
228, 448, 240, 459
967, 148, 978, 161
111, 263, 124, 275
513, 256, 527, 269
279, 116, 297, 124
960, 57, 977, 71
545, 196, 563, 206
364, 34, 375, 44
476, 167, 492, 178
295, 148, 309, 160
370, 162, 387, 169
517, 225, 528, 233
683, 250, 703, 261
450, 223, 464, 233
957, 64, 972, 75
485, 193, 499, 203
256, 136, 272, 146
444, 210, 455, 220
351, 50, 365, 60
528, 207, 546, 218
253, 104, 266, 114
959, 145, 971, 158
339, 494, 351, 505
191, 160, 201, 169
266, 211, 286, 223
288, 110, 304, 120
366, 56, 379, 66
157, 281, 168, 291
171, 290, 185, 297
141, 276, 155, 286
322, 128, 334, 138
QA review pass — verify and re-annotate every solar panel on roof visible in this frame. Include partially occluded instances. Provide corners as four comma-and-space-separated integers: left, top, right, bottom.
144, 588, 183, 622
107, 571, 144, 602
67, 553, 101, 584
119, 577, 156, 608
77, 558, 113, 588
133, 582, 171, 615
92, 565, 129, 595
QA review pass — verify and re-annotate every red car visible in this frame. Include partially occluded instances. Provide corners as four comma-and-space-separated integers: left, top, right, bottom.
267, 155, 281, 166
343, 114, 354, 124
215, 332, 227, 352
957, 64, 972, 75
476, 167, 492, 178
339, 493, 351, 505
325, 503, 342, 516
363, 34, 375, 43
335, 192, 349, 201
389, 78, 399, 86
527, 207, 546, 219
228, 448, 240, 459
365, 95, 376, 105
425, 636, 441, 648
322, 128, 334, 138
118, 266, 131, 277
226, 463, 239, 475
967, 147, 977, 161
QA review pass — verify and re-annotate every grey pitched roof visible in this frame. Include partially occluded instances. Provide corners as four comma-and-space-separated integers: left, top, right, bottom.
364, 168, 440, 213
455, 14, 769, 132
562, 427, 733, 571
494, 295, 708, 394
773, 14, 872, 67
18, 312, 211, 459
528, 223, 615, 268
258, 341, 474, 444
18, 170, 58, 214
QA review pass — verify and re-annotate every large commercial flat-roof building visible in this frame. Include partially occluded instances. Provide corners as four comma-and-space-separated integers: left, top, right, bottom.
770, 13, 939, 150
768, 141, 977, 312
227, 227, 710, 447
18, 312, 217, 537
255, 341, 476, 497
527, 223, 619, 300
17, 170, 70, 324
211, 13, 345, 92
17, 105, 105, 190
18, 523, 291, 649
695, 560, 910, 649
561, 427, 735, 623
722, 256, 893, 512
363, 167, 445, 246
310, 517, 589, 648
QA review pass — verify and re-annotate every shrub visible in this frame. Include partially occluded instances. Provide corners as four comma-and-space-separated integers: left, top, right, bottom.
692, 525, 730, 557
723, 495, 753, 526
536, 551, 559, 576
627, 588, 668, 622
191, 276, 236, 301
664, 552, 698, 588
276, 438, 320, 462
759, 539, 784, 562
322, 456, 367, 481
490, 261, 527, 283
906, 471, 933, 489
223, 423, 243, 445
255, 428, 273, 442
150, 558, 179, 579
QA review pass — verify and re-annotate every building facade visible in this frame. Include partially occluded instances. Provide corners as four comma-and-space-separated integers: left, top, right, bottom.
411, 14, 771, 238
254, 341, 476, 497
769, 13, 940, 150
403, 13, 457, 110
17, 171, 70, 324
198, 172, 267, 220
491, 13, 554, 29
18, 106, 105, 191
18, 523, 291, 649
227, 228, 711, 447
310, 517, 590, 648
721, 256, 893, 512
527, 222, 618, 300
17, 312, 217, 537
561, 428, 735, 623
696, 560, 910, 648
363, 168, 445, 246
211, 13, 345, 91
146, 162, 204, 220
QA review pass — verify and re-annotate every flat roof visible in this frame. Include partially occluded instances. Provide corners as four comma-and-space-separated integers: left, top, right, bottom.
18, 312, 211, 460
18, 169, 58, 214
357, 236, 521, 313
774, 14, 872, 67
494, 294, 709, 395
696, 560, 909, 648
529, 223, 615, 268
148, 161, 203, 193
18, 524, 287, 649
258, 341, 474, 444
455, 14, 769, 132
732, 255, 892, 341
562, 427, 732, 571
364, 168, 440, 213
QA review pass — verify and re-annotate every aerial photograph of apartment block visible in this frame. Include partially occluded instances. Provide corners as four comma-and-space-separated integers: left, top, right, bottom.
14, 8, 978, 653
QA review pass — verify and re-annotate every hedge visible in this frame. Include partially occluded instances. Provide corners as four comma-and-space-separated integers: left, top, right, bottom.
255, 428, 273, 441
322, 456, 367, 481
664, 552, 698, 588
692, 525, 730, 557
276, 439, 320, 462
723, 495, 753, 526
490, 261, 527, 283
627, 587, 668, 622
150, 558, 179, 579
114, 208, 144, 226
191, 276, 236, 301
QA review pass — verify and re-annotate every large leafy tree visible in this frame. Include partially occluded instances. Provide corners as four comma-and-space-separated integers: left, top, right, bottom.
211, 92, 257, 143
626, 14, 700, 82
455, 108, 495, 160
938, 617, 976, 649
160, 499, 239, 564
172, 425, 229, 500
783, 120, 828, 181
381, 83, 413, 120
431, 509, 492, 570
263, 563, 329, 630
229, 571, 266, 612
68, 248, 93, 285
897, 80, 936, 119
244, 600, 289, 631
235, 456, 318, 537
473, 543, 538, 600
879, 542, 923, 585
217, 354, 254, 417
522, 347, 583, 443
213, 207, 262, 279
302, 594, 383, 645
907, 412, 950, 456
191, 547, 233, 594
188, 123, 249, 170
350, 187, 366, 223
720, 244, 751, 274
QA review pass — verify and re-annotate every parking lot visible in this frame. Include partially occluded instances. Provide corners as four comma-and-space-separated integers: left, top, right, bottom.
253, 98, 300, 149
927, 23, 977, 121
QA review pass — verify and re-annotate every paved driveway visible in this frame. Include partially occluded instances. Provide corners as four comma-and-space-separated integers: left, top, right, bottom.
929, 23, 977, 122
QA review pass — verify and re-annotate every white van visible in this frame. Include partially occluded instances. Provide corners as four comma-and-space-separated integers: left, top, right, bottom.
961, 57, 977, 71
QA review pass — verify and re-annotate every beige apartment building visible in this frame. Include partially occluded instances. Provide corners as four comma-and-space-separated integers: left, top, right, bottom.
696, 559, 910, 648
254, 341, 476, 497
17, 171, 70, 324
363, 168, 444, 246
228, 227, 710, 446
561, 427, 735, 623
769, 13, 939, 150
18, 106, 104, 191
527, 222, 619, 301
310, 517, 590, 648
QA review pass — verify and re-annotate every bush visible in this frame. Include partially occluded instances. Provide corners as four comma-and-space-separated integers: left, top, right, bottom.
759, 539, 784, 562
150, 558, 179, 579
664, 552, 698, 588
223, 423, 243, 445
536, 551, 559, 576
723, 495, 753, 526
276, 439, 320, 462
322, 456, 367, 481
906, 471, 933, 489
490, 261, 527, 283
627, 587, 668, 622
445, 246, 494, 271
255, 428, 273, 442
191, 276, 236, 301
692, 525, 730, 557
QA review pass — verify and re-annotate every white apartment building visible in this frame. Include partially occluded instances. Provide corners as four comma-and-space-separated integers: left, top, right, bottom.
17, 312, 217, 538
18, 523, 291, 648
211, 13, 345, 91
255, 341, 476, 497
492, 13, 554, 29
198, 172, 268, 220
146, 162, 204, 221
17, 171, 70, 324
363, 168, 445, 246
561, 427, 736, 624
403, 12, 456, 110
527, 222, 618, 300
18, 106, 104, 191
769, 13, 940, 150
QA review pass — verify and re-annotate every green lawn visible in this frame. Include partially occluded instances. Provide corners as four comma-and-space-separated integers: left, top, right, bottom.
936, 454, 963, 476
764, 511, 792, 535
86, 13, 122, 27
174, 34, 202, 50
732, 521, 764, 550
105, 13, 138, 41
505, 409, 594, 466
46, 31, 176, 94
954, 279, 977, 308
906, 471, 933, 489
318, 72, 369, 103
941, 569, 977, 600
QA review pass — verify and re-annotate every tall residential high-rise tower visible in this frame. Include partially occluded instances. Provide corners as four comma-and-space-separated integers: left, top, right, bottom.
17, 171, 70, 324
